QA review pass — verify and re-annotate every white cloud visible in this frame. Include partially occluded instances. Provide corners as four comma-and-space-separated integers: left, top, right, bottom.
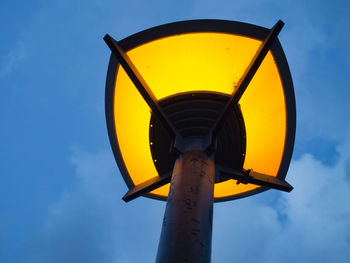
24, 149, 164, 263
11, 1, 350, 262
213, 141, 350, 262
23, 137, 350, 263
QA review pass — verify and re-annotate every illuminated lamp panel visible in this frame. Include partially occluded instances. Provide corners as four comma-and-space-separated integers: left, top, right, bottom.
213, 51, 287, 199
114, 32, 285, 199
150, 183, 170, 197
240, 51, 286, 176
124, 33, 261, 100
114, 67, 157, 185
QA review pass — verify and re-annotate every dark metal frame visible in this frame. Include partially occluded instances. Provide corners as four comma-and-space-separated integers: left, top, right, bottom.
105, 19, 296, 202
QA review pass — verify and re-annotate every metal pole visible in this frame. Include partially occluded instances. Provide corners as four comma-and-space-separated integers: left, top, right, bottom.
156, 149, 215, 263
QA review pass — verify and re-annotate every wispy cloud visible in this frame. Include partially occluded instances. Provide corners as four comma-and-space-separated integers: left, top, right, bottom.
213, 136, 350, 262
22, 135, 350, 263
0, 44, 26, 78
5, 1, 350, 262
192, 0, 350, 143
23, 149, 164, 263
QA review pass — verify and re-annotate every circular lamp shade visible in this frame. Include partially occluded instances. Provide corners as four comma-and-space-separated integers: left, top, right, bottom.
105, 20, 295, 202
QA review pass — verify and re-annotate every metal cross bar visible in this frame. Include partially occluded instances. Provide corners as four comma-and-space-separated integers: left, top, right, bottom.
123, 173, 172, 202
210, 20, 284, 140
104, 34, 180, 140
220, 166, 293, 192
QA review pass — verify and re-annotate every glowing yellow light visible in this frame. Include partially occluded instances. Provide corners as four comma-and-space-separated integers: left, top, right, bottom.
113, 32, 287, 200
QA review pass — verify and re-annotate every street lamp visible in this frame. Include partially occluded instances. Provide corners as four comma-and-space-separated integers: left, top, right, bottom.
104, 19, 295, 262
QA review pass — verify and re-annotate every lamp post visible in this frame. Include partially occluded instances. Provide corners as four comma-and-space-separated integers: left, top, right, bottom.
104, 19, 296, 262
156, 149, 214, 263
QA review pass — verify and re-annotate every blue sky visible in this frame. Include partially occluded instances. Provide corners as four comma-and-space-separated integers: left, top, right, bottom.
1, 0, 350, 262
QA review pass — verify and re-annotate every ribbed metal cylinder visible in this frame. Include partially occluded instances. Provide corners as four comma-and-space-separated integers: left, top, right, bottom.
156, 149, 215, 263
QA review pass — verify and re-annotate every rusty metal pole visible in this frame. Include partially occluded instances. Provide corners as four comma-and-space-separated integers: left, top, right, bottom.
156, 149, 215, 263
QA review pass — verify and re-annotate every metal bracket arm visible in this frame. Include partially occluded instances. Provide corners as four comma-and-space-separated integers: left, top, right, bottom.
220, 167, 293, 192
123, 173, 172, 202
104, 34, 180, 141
210, 20, 284, 140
